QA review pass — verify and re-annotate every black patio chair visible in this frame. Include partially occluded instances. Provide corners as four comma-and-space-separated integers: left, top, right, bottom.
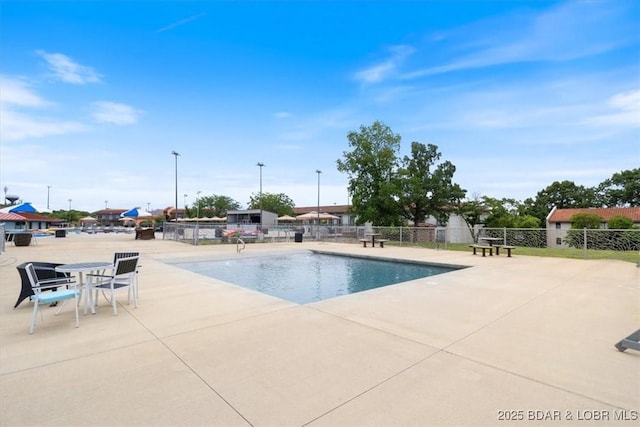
14, 262, 71, 308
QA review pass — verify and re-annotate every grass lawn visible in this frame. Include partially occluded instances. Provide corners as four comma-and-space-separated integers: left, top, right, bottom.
442, 243, 640, 264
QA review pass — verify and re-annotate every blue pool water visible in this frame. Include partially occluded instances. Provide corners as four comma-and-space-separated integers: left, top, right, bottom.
173, 251, 460, 304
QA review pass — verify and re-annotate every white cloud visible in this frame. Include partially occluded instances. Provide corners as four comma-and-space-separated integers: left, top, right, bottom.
0, 108, 87, 141
402, 0, 636, 79
274, 111, 292, 119
354, 45, 415, 84
583, 90, 640, 127
0, 75, 49, 107
156, 13, 207, 33
91, 101, 144, 125
36, 50, 101, 84
0, 75, 86, 141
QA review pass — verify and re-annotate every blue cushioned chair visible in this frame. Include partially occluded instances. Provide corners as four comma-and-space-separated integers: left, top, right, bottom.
25, 263, 79, 334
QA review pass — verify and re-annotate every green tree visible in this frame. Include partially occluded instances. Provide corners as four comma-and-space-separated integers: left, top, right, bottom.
513, 215, 541, 228
247, 192, 295, 216
397, 142, 466, 226
336, 121, 403, 225
50, 209, 88, 224
455, 194, 487, 243
608, 215, 634, 229
596, 168, 640, 207
337, 121, 465, 226
195, 194, 241, 217
570, 213, 603, 229
525, 181, 595, 225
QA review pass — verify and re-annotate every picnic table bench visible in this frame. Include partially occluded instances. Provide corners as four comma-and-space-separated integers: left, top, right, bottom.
469, 244, 493, 257
494, 245, 516, 257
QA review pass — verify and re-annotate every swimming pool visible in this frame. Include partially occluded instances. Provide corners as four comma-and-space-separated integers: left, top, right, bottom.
173, 251, 461, 304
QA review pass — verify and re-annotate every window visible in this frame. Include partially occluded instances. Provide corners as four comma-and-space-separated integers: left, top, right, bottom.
556, 238, 562, 245
555, 223, 561, 229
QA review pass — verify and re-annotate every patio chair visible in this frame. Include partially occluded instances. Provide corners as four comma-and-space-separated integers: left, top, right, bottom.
86, 256, 140, 315
14, 262, 70, 308
24, 263, 79, 334
114, 252, 141, 301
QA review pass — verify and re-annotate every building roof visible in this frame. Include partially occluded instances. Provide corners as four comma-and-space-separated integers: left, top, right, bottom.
0, 212, 27, 221
547, 207, 640, 223
18, 212, 64, 223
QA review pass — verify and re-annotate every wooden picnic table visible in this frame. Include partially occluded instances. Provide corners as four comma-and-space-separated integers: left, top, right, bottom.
364, 233, 382, 247
479, 237, 502, 246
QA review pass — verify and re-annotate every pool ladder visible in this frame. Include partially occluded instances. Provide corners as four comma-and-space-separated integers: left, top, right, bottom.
237, 238, 246, 254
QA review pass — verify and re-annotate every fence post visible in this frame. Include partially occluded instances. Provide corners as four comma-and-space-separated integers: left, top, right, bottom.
583, 228, 588, 260
503, 227, 507, 245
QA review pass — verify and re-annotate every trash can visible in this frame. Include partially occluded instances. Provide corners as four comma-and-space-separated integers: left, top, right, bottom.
294, 232, 303, 243
55, 229, 66, 238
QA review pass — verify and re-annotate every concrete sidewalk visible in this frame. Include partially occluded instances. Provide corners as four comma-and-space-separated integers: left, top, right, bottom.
1, 232, 638, 426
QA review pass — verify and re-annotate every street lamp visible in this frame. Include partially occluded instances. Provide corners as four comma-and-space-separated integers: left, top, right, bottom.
183, 194, 188, 211
316, 169, 322, 239
147, 202, 151, 212
171, 150, 180, 220
256, 162, 265, 229
68, 199, 72, 225
105, 200, 108, 210
196, 190, 201, 245
47, 186, 51, 210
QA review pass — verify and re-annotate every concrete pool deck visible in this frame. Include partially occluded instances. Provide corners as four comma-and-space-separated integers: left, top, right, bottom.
0, 232, 638, 426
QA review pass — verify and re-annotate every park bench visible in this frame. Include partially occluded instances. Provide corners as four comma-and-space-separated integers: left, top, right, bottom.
359, 239, 369, 247
495, 245, 516, 257
377, 239, 388, 248
469, 244, 493, 257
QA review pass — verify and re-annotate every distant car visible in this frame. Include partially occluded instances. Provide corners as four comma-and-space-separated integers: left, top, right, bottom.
155, 225, 163, 232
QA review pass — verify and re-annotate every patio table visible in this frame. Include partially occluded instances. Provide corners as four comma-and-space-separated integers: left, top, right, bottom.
56, 262, 112, 315
364, 233, 382, 247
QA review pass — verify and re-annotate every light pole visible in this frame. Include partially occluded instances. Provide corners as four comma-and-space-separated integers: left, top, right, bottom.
105, 200, 108, 210
183, 194, 188, 211
68, 199, 72, 225
47, 186, 51, 210
256, 162, 265, 229
171, 150, 180, 220
147, 202, 151, 212
196, 190, 201, 245
316, 169, 322, 239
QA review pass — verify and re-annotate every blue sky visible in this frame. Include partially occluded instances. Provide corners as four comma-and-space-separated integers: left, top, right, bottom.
1, 0, 638, 213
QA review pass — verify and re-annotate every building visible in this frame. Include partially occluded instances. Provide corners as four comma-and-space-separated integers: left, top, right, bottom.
93, 209, 128, 224
0, 212, 63, 230
227, 209, 278, 230
546, 207, 640, 247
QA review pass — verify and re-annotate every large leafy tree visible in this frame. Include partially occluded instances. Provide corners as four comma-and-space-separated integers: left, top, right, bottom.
247, 192, 295, 216
524, 180, 595, 225
336, 121, 465, 226
194, 194, 240, 217
336, 121, 403, 225
397, 142, 466, 225
596, 168, 640, 207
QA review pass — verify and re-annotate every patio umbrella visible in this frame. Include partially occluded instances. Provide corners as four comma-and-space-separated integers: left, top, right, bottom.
80, 216, 97, 226
121, 207, 153, 219
121, 207, 153, 227
296, 211, 340, 220
277, 215, 297, 221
